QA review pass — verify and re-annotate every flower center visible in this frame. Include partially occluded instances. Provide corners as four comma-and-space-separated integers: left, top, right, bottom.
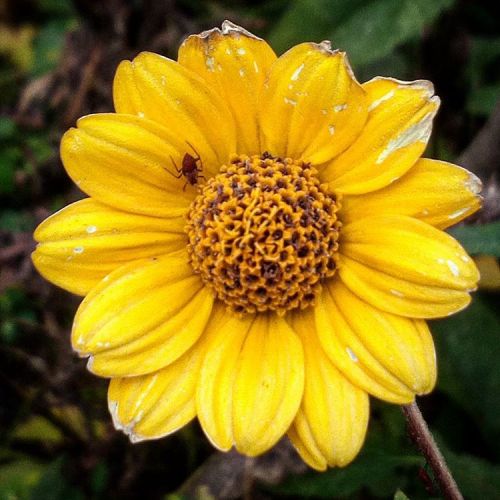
185, 153, 341, 315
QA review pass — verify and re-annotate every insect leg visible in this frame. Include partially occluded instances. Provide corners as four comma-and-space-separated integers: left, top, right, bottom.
164, 156, 183, 178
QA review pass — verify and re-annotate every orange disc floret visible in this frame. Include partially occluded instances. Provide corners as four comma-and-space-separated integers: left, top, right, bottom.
186, 152, 341, 315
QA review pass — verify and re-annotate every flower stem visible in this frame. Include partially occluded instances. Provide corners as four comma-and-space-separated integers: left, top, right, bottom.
402, 401, 463, 500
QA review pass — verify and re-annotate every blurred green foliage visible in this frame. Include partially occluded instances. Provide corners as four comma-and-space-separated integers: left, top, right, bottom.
0, 117, 20, 194
450, 221, 500, 255
270, 0, 453, 67
1, 0, 499, 498
31, 19, 74, 77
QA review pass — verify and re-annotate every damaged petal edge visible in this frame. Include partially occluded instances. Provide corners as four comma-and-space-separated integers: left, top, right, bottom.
86, 354, 96, 372
221, 20, 262, 40
465, 171, 483, 195
189, 20, 262, 43
365, 76, 436, 97
318, 40, 333, 52
341, 52, 363, 87
192, 27, 221, 41
376, 109, 436, 164
108, 400, 147, 443
305, 43, 363, 90
308, 40, 341, 57
108, 396, 195, 444
109, 400, 124, 432
447, 164, 482, 197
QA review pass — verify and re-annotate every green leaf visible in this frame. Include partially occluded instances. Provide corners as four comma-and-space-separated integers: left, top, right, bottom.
330, 0, 455, 67
0, 288, 28, 314
394, 490, 410, 500
0, 460, 43, 500
432, 293, 500, 446
0, 116, 16, 141
270, 403, 424, 497
25, 135, 53, 164
275, 391, 500, 497
269, 0, 455, 68
12, 417, 64, 444
448, 222, 500, 256
90, 462, 108, 496
468, 37, 500, 87
432, 436, 500, 498
0, 320, 18, 343
0, 288, 37, 343
38, 0, 74, 16
31, 21, 71, 77
273, 449, 421, 497
467, 85, 500, 116
445, 450, 500, 498
29, 457, 84, 500
0, 210, 35, 231
0, 147, 20, 194
268, 0, 366, 54
474, 255, 500, 291
356, 50, 411, 83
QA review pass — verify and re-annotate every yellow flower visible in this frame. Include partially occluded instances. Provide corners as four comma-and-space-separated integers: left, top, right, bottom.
32, 21, 481, 470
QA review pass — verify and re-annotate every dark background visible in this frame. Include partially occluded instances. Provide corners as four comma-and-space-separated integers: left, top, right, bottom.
1, 0, 499, 498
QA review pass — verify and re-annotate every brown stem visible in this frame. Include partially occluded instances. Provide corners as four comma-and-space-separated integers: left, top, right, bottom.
402, 401, 463, 500
63, 41, 102, 127
457, 99, 500, 180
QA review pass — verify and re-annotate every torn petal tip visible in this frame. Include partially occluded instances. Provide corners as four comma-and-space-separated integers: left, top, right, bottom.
318, 40, 333, 52
465, 172, 482, 195
221, 20, 261, 40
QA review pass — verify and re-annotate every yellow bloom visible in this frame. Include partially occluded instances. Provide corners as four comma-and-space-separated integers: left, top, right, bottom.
32, 21, 481, 470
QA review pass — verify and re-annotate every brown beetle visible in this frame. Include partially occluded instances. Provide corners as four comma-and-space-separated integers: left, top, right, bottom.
167, 142, 205, 190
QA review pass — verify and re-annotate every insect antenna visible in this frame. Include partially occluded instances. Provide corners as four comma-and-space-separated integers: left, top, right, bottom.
186, 141, 201, 162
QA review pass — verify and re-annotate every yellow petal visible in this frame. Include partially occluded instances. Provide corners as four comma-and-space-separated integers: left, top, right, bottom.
288, 309, 369, 469
339, 215, 479, 318
178, 21, 277, 155
106, 306, 226, 442
196, 313, 248, 451
72, 250, 214, 377
108, 336, 204, 442
318, 281, 436, 397
61, 114, 199, 217
259, 42, 368, 164
316, 283, 415, 403
341, 159, 482, 229
113, 51, 236, 174
288, 423, 328, 471
323, 78, 440, 194
197, 313, 304, 455
32, 198, 185, 295
339, 257, 472, 318
341, 215, 479, 289
232, 314, 304, 455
